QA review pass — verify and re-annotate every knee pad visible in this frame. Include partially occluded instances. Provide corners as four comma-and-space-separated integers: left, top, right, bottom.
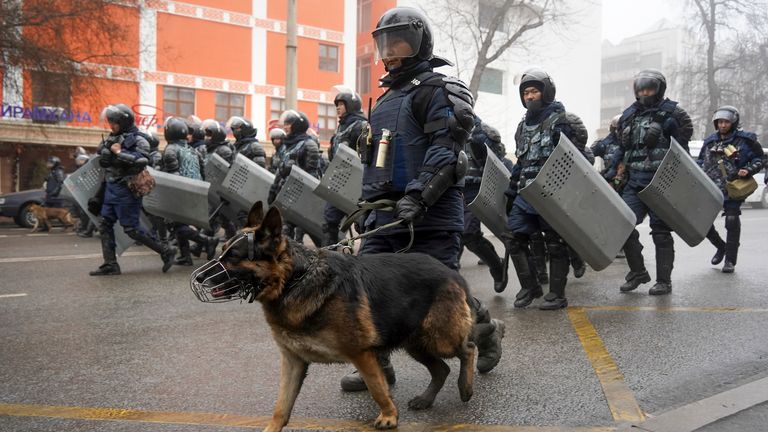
123, 227, 140, 240
502, 233, 528, 254
725, 215, 741, 231
462, 232, 483, 247
544, 232, 567, 258
651, 232, 673, 249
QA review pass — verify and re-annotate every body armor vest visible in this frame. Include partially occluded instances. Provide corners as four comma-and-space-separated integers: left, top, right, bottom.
516, 110, 564, 190
362, 71, 439, 198
622, 100, 677, 173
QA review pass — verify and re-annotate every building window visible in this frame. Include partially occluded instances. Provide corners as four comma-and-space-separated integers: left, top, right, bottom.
163, 86, 195, 119
357, 0, 371, 33
317, 103, 337, 141
356, 55, 371, 96
478, 68, 504, 95
270, 98, 285, 121
31, 71, 71, 109
215, 92, 245, 122
319, 44, 339, 72
478, 0, 503, 29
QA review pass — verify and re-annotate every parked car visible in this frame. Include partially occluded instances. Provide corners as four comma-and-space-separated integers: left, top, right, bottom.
0, 189, 45, 228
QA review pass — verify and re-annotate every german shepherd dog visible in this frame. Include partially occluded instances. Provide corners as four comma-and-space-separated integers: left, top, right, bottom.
29, 203, 76, 232
191, 202, 476, 431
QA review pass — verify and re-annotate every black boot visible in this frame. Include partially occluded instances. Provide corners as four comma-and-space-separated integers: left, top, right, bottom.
620, 229, 650, 292
340, 352, 395, 392
722, 214, 740, 273
174, 238, 194, 266
465, 235, 508, 293
569, 246, 586, 279
512, 254, 543, 307
706, 226, 726, 265
127, 229, 177, 273
540, 242, 569, 310
470, 297, 505, 373
530, 232, 549, 284
193, 232, 220, 260
649, 233, 674, 295
90, 227, 120, 276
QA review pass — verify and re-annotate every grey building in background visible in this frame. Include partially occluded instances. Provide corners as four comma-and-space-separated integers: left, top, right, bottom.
599, 19, 689, 136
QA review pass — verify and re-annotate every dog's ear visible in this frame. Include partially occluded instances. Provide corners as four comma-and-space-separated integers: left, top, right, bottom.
260, 206, 283, 239
246, 201, 264, 228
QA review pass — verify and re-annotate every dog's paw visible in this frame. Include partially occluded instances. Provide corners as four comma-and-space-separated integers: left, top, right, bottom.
263, 422, 283, 432
459, 385, 473, 402
374, 413, 398, 429
407, 395, 435, 410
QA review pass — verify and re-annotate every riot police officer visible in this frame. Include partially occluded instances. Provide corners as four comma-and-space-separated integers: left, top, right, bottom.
612, 69, 693, 295
89, 104, 176, 276
43, 156, 66, 209
464, 118, 508, 292
268, 128, 286, 174
322, 88, 369, 246
504, 68, 590, 310
186, 115, 207, 160
339, 7, 504, 393
700, 106, 764, 273
202, 119, 234, 164
228, 116, 267, 168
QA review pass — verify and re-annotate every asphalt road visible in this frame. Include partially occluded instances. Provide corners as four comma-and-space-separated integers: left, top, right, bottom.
2, 209, 768, 432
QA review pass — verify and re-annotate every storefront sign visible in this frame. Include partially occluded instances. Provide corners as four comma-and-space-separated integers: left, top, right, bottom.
1, 104, 92, 123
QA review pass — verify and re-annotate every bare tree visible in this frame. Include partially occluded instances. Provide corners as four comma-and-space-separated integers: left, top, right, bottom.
1, 0, 137, 106
422, 0, 578, 101
679, 0, 768, 135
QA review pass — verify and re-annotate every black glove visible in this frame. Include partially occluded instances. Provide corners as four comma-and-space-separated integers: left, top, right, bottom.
280, 160, 295, 178
643, 122, 663, 148
87, 197, 103, 215
395, 193, 426, 224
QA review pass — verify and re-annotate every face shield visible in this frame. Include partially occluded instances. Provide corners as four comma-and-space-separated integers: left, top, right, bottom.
634, 77, 661, 97
713, 109, 737, 124
373, 24, 421, 64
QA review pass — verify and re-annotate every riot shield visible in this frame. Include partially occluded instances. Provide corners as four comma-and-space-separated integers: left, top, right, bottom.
204, 153, 230, 198
468, 147, 511, 240
143, 168, 211, 229
272, 166, 325, 241
219, 153, 275, 214
313, 144, 363, 215
62, 156, 148, 256
637, 138, 722, 246
520, 134, 636, 271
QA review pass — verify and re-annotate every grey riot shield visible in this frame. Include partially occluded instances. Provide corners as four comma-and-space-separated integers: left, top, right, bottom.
520, 133, 636, 271
143, 168, 211, 229
272, 166, 325, 240
637, 138, 722, 246
62, 156, 148, 256
219, 153, 275, 214
204, 153, 230, 201
313, 144, 363, 215
467, 147, 511, 240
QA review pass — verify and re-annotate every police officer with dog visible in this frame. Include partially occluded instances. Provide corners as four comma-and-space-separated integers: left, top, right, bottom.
611, 69, 693, 295
503, 68, 590, 310
338, 7, 505, 393
89, 104, 177, 276
699, 106, 764, 273
43, 156, 66, 209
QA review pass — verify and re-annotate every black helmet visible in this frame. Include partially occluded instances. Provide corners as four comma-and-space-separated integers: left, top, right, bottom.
226, 116, 257, 140
633, 69, 667, 107
712, 105, 740, 131
101, 103, 135, 132
279, 109, 309, 136
372, 7, 433, 66
333, 88, 363, 114
164, 117, 188, 142
145, 132, 160, 151
518, 68, 556, 110
201, 119, 226, 143
186, 115, 205, 140
47, 156, 61, 166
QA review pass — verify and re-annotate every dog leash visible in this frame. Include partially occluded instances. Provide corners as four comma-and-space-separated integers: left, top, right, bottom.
323, 218, 414, 254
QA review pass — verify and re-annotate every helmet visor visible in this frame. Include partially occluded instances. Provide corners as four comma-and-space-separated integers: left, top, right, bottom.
100, 105, 120, 124
713, 108, 737, 124
634, 77, 661, 96
373, 24, 421, 63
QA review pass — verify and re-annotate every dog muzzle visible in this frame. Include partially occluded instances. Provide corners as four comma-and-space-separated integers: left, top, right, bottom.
189, 259, 249, 303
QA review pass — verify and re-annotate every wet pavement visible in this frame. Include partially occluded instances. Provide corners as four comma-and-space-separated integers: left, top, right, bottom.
1, 209, 768, 431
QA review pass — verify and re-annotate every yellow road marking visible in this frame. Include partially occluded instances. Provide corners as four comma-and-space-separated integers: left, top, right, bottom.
0, 403, 615, 431
567, 307, 645, 423
0, 251, 154, 264
582, 305, 768, 313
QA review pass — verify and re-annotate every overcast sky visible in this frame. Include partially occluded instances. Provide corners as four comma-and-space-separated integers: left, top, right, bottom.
602, 0, 686, 44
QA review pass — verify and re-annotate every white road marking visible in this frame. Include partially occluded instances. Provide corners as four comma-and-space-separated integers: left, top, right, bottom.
0, 251, 155, 264
0, 293, 27, 299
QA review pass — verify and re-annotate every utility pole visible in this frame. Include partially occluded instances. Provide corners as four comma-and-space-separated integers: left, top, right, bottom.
286, 0, 298, 110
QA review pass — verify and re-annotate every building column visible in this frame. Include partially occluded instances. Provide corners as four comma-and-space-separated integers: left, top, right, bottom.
139, 1, 158, 131
252, 0, 268, 143
343, 0, 357, 90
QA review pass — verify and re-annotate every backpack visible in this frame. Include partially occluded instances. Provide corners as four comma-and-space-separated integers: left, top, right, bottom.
177, 145, 202, 180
